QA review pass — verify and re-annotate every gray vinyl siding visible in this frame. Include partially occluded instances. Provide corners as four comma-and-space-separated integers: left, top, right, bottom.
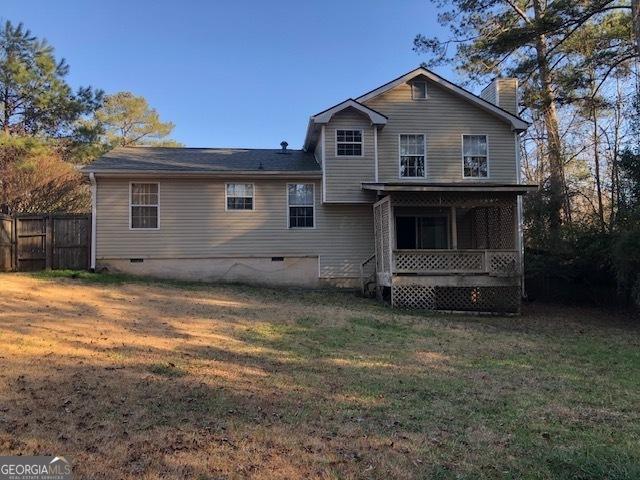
364, 79, 518, 183
96, 177, 374, 278
323, 108, 376, 203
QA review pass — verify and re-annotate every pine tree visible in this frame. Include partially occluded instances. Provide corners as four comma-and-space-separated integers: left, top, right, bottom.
95, 92, 182, 147
0, 21, 102, 137
414, 0, 635, 246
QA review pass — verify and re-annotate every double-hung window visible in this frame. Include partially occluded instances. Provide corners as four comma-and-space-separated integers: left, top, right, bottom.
399, 134, 426, 178
226, 183, 254, 210
130, 182, 159, 229
287, 184, 314, 228
463, 135, 488, 178
336, 130, 362, 156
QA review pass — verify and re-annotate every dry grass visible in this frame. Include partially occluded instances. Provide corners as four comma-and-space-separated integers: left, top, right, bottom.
0, 272, 639, 479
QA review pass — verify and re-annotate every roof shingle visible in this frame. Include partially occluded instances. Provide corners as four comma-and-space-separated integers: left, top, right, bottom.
83, 147, 321, 174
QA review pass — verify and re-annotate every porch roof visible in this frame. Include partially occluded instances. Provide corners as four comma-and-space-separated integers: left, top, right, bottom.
362, 182, 537, 194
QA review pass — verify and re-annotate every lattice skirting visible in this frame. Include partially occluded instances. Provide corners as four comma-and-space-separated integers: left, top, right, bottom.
392, 285, 521, 313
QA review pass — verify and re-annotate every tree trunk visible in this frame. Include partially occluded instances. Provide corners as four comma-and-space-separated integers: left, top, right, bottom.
610, 78, 623, 229
3, 86, 9, 134
591, 103, 605, 229
633, 0, 640, 58
532, 0, 564, 247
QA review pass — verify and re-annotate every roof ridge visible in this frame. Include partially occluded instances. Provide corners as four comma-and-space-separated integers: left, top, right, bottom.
112, 146, 306, 152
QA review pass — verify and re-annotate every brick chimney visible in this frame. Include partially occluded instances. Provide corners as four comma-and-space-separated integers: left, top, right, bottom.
480, 78, 519, 116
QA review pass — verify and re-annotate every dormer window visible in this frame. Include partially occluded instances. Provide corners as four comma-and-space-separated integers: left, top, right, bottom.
411, 81, 427, 100
336, 129, 363, 156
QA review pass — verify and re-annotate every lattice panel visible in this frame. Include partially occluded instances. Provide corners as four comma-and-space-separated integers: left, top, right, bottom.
394, 251, 484, 273
487, 251, 519, 275
374, 203, 383, 272
392, 285, 520, 313
381, 201, 391, 273
373, 197, 392, 274
392, 285, 436, 309
469, 205, 516, 250
391, 192, 516, 208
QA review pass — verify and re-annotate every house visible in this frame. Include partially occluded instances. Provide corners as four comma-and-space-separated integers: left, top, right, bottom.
84, 67, 534, 312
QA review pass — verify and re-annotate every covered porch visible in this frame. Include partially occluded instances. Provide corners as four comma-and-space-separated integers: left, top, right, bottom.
365, 184, 534, 312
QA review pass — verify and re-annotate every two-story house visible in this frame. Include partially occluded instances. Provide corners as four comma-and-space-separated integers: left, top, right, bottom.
84, 67, 534, 313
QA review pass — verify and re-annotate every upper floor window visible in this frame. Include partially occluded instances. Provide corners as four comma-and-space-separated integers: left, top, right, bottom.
463, 135, 488, 178
411, 81, 427, 100
336, 129, 362, 156
226, 183, 254, 210
399, 134, 426, 178
287, 183, 314, 228
130, 182, 159, 229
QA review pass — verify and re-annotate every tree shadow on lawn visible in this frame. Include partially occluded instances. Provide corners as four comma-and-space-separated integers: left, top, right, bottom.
2, 275, 640, 478
2, 350, 464, 479
4, 326, 639, 480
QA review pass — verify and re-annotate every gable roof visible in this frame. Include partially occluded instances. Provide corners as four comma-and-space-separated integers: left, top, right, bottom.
356, 67, 528, 131
311, 99, 388, 125
83, 147, 321, 175
303, 99, 388, 151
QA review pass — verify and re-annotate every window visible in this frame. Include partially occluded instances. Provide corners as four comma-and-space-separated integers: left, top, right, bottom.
226, 183, 254, 210
399, 134, 426, 178
336, 129, 362, 156
287, 184, 314, 228
130, 183, 159, 229
463, 135, 488, 178
411, 81, 427, 100
396, 215, 449, 249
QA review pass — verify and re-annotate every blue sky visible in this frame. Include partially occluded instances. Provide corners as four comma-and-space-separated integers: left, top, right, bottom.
3, 0, 459, 148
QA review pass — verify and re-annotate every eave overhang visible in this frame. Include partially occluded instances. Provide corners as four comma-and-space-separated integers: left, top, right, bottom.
362, 182, 537, 194
83, 170, 322, 179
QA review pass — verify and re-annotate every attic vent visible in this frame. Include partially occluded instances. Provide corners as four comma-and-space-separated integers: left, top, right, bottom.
280, 141, 289, 153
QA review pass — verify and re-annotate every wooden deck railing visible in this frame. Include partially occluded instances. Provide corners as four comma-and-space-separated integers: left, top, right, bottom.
393, 249, 520, 276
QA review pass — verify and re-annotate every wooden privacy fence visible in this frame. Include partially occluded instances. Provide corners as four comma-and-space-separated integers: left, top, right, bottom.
0, 214, 13, 272
0, 213, 91, 272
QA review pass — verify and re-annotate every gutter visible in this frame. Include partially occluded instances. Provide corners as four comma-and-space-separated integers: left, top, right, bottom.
89, 172, 97, 271
82, 170, 322, 178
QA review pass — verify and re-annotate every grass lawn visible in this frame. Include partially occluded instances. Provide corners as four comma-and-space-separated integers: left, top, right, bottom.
0, 272, 639, 479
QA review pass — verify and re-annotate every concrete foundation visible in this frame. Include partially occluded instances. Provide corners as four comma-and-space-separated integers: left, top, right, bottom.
99, 256, 323, 288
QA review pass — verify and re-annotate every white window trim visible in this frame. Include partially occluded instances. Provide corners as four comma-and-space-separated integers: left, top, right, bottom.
225, 182, 255, 212
461, 134, 490, 180
286, 183, 316, 229
129, 181, 160, 230
398, 133, 428, 179
411, 81, 428, 100
335, 128, 364, 157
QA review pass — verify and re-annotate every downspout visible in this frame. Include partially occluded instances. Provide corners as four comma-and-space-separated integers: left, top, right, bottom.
515, 132, 525, 299
89, 172, 97, 271
373, 126, 379, 183
321, 125, 326, 203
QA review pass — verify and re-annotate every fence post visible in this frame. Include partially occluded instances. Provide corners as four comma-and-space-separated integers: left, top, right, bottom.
13, 216, 17, 272
45, 215, 53, 270
87, 214, 92, 270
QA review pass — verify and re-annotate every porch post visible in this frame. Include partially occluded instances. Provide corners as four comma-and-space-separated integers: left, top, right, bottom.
389, 203, 395, 273
450, 206, 457, 249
